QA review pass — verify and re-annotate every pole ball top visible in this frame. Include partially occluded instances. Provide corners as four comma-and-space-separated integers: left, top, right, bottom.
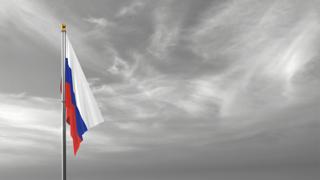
61, 24, 66, 32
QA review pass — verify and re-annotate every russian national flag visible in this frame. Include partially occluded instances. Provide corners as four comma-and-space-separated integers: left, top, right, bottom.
64, 36, 104, 155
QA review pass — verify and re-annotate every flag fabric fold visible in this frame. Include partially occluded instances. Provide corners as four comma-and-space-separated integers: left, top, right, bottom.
64, 36, 104, 155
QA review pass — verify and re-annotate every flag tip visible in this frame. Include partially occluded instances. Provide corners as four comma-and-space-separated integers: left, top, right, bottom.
61, 23, 66, 32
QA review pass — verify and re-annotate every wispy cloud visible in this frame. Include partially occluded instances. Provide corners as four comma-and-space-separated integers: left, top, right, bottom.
84, 17, 113, 28
147, 6, 180, 58
0, 93, 60, 166
186, 0, 320, 116
116, 1, 145, 17
0, 0, 60, 46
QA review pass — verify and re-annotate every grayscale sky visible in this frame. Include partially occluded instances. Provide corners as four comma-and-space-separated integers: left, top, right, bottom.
0, 0, 319, 180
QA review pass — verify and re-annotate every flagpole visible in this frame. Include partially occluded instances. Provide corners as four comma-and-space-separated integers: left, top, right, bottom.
61, 23, 67, 180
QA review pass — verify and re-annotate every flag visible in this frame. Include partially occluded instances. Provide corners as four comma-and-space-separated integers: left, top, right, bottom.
64, 36, 104, 155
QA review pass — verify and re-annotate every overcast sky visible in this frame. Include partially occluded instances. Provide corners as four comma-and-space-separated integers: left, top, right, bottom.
0, 0, 319, 180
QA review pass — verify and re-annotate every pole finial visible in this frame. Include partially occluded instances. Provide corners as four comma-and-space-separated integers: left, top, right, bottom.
61, 24, 66, 32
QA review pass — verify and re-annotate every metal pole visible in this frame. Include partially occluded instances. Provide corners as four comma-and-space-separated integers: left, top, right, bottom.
61, 23, 67, 180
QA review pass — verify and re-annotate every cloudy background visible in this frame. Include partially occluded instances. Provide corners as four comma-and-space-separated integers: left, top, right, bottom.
0, 0, 319, 179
